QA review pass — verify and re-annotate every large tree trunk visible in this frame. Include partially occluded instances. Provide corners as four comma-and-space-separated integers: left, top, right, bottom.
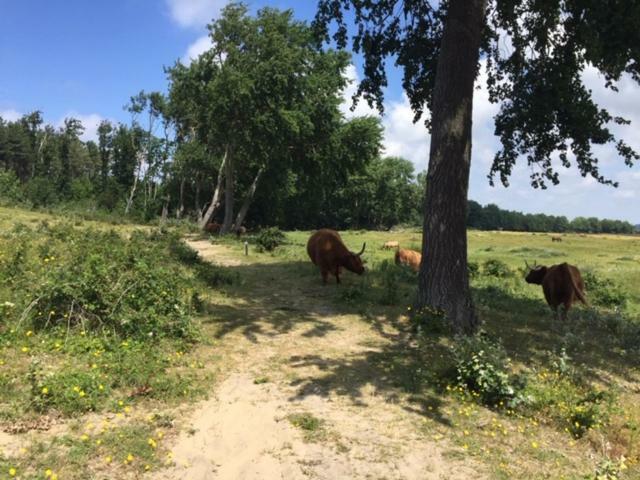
232, 166, 264, 230
198, 149, 227, 230
220, 148, 235, 234
416, 0, 486, 335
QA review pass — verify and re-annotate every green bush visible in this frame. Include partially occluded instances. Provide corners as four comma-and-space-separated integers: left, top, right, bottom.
256, 227, 286, 251
482, 259, 513, 278
451, 332, 523, 407
582, 271, 629, 309
0, 224, 198, 340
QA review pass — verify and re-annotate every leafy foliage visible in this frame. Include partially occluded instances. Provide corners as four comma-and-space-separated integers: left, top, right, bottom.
451, 333, 523, 407
256, 227, 286, 251
0, 223, 198, 340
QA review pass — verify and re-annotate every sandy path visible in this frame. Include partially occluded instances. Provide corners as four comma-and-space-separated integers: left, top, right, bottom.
155, 241, 484, 480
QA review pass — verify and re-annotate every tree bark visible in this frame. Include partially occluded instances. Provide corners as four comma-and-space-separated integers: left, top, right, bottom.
232, 166, 264, 230
176, 177, 186, 219
416, 0, 486, 335
124, 153, 143, 215
198, 149, 227, 230
220, 148, 235, 234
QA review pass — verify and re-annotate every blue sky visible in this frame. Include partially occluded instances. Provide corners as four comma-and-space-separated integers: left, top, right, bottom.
1, 0, 639, 223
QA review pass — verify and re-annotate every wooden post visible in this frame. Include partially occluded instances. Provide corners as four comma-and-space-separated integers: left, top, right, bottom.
244, 241, 248, 256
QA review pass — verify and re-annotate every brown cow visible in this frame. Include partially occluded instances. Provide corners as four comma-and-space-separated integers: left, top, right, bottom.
204, 222, 221, 234
395, 248, 421, 272
551, 236, 563, 242
382, 240, 399, 250
235, 226, 247, 237
307, 229, 366, 284
524, 261, 587, 320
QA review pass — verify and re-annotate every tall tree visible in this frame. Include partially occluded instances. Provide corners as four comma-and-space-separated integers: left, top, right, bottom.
58, 118, 84, 195
167, 3, 351, 233
314, 0, 640, 333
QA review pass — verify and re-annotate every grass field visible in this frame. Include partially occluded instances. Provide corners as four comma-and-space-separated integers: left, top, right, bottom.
0, 207, 638, 479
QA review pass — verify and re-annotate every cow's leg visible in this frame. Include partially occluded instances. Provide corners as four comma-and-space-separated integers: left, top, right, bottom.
321, 269, 329, 285
562, 301, 571, 322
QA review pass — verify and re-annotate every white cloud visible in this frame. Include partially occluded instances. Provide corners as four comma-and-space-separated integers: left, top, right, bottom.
0, 109, 22, 122
166, 0, 228, 29
181, 35, 212, 64
381, 95, 429, 167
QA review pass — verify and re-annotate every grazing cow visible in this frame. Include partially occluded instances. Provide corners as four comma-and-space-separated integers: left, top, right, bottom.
382, 240, 399, 250
204, 222, 221, 234
235, 226, 247, 237
307, 229, 366, 284
551, 236, 563, 242
395, 248, 422, 272
524, 261, 587, 320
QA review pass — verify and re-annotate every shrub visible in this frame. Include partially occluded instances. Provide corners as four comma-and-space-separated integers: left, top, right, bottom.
256, 227, 286, 251
582, 271, 629, 309
482, 259, 513, 278
0, 224, 198, 340
451, 332, 523, 407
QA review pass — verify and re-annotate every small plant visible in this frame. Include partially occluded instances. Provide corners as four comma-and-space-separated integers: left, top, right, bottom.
409, 305, 449, 336
287, 412, 326, 441
590, 456, 628, 480
256, 227, 286, 251
567, 390, 615, 439
482, 259, 513, 278
451, 332, 523, 407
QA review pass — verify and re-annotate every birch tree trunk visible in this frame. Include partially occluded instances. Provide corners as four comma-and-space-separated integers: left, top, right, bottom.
198, 148, 228, 230
416, 0, 486, 335
124, 153, 144, 215
232, 166, 264, 230
220, 148, 235, 234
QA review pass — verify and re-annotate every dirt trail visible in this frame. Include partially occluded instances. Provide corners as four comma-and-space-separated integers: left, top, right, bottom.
155, 241, 483, 480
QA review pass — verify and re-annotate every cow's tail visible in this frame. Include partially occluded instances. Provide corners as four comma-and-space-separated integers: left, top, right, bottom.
566, 265, 588, 305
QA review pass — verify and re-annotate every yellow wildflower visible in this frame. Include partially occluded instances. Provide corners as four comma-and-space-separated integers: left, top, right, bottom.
42, 387, 49, 395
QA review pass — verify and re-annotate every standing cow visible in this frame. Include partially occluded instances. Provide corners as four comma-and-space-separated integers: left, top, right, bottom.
524, 261, 587, 320
382, 240, 399, 250
395, 248, 422, 272
307, 229, 366, 284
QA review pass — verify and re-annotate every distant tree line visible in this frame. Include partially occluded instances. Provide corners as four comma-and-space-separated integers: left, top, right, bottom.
467, 201, 635, 234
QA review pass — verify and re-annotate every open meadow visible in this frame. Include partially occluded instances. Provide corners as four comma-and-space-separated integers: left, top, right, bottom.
0, 207, 639, 479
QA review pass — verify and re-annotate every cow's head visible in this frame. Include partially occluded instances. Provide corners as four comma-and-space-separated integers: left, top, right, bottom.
524, 260, 547, 285
344, 242, 366, 275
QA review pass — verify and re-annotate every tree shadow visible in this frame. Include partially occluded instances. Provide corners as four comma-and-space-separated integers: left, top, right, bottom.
286, 334, 453, 427
473, 284, 640, 385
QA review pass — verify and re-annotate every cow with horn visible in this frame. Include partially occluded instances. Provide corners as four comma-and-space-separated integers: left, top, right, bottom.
524, 260, 588, 321
307, 229, 366, 284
